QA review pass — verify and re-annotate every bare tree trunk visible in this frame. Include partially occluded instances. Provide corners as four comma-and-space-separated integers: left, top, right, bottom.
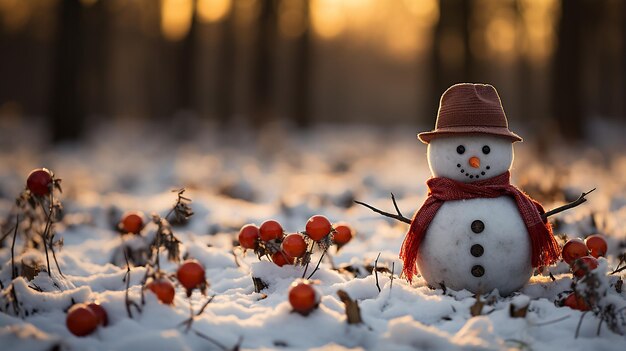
552, 0, 584, 140
178, 0, 198, 112
50, 0, 84, 142
251, 0, 277, 127
429, 0, 473, 115
292, 1, 311, 129
216, 8, 236, 126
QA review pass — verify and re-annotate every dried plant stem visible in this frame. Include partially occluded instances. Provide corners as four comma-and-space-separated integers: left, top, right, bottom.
123, 249, 141, 318
542, 188, 596, 220
301, 241, 316, 278
11, 215, 18, 280
354, 193, 411, 224
374, 252, 381, 293
307, 247, 328, 280
192, 330, 229, 351
575, 311, 588, 339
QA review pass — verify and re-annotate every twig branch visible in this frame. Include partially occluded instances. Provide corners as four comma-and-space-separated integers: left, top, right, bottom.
374, 253, 381, 293
301, 241, 316, 278
354, 195, 411, 224
123, 249, 141, 318
11, 215, 19, 280
307, 247, 328, 280
575, 311, 588, 339
542, 188, 596, 220
192, 329, 230, 351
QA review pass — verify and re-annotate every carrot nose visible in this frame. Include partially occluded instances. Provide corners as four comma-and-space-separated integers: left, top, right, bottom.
469, 156, 481, 168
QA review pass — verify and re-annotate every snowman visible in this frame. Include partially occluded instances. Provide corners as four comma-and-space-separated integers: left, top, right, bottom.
399, 83, 561, 296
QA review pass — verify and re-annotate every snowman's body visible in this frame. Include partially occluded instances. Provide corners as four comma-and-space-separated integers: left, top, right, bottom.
416, 134, 534, 296
417, 197, 532, 296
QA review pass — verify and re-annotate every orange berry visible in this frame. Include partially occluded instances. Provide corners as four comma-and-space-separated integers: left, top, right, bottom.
259, 220, 283, 242
66, 304, 99, 337
147, 278, 176, 305
282, 234, 307, 258
562, 239, 589, 265
585, 234, 607, 258
238, 224, 260, 249
272, 251, 295, 267
177, 260, 206, 291
121, 212, 144, 234
86, 303, 108, 326
333, 223, 353, 246
563, 293, 590, 311
26, 168, 53, 196
288, 281, 319, 315
306, 215, 332, 241
572, 256, 599, 278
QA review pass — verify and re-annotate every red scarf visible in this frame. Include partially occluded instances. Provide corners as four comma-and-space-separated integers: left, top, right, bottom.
399, 171, 560, 283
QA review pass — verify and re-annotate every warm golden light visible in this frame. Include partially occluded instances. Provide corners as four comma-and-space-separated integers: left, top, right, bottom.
404, 0, 439, 26
160, 0, 194, 41
519, 0, 559, 64
0, 0, 31, 32
310, 0, 346, 39
485, 15, 516, 56
279, 0, 307, 38
197, 0, 231, 23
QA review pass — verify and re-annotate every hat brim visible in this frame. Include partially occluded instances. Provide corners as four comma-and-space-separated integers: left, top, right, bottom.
417, 126, 523, 144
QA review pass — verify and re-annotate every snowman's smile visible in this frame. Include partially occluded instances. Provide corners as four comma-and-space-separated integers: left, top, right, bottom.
457, 163, 491, 179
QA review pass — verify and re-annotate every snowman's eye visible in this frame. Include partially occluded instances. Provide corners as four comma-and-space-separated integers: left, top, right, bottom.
456, 145, 465, 154
482, 145, 490, 154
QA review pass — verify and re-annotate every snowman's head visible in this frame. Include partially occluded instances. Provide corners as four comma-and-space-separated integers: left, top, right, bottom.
427, 134, 513, 182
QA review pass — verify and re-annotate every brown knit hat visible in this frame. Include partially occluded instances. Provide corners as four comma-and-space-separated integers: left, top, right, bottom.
418, 83, 523, 144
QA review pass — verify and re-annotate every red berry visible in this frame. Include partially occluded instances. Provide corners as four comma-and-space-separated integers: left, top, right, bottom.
86, 303, 108, 326
281, 234, 307, 258
147, 278, 176, 305
306, 215, 332, 241
288, 281, 319, 315
562, 238, 589, 265
272, 251, 295, 267
333, 223, 353, 246
26, 168, 53, 196
121, 212, 144, 234
585, 234, 607, 258
572, 256, 599, 278
66, 304, 99, 336
238, 224, 260, 249
177, 260, 206, 291
563, 293, 590, 311
259, 220, 283, 242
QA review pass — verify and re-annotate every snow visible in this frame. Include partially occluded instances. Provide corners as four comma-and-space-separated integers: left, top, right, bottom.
0, 121, 625, 350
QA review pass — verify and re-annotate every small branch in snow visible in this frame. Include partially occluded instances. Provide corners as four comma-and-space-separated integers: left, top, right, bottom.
542, 188, 596, 220
374, 252, 381, 293
529, 315, 570, 327
301, 241, 316, 278
123, 249, 141, 318
575, 311, 589, 339
389, 262, 395, 292
11, 215, 19, 280
610, 254, 626, 275
192, 329, 231, 351
354, 194, 411, 224
179, 295, 216, 332
306, 246, 329, 280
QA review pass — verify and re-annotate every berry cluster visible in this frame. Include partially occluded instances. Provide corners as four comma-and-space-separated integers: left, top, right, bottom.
560, 234, 608, 311
237, 215, 354, 267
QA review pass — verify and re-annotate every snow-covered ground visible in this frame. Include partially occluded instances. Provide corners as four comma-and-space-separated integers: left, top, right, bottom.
0, 120, 625, 350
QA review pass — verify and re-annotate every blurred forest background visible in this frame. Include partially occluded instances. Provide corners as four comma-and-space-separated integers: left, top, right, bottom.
0, 0, 625, 143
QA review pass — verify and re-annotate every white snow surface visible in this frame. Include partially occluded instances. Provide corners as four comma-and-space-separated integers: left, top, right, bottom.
0, 121, 625, 350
